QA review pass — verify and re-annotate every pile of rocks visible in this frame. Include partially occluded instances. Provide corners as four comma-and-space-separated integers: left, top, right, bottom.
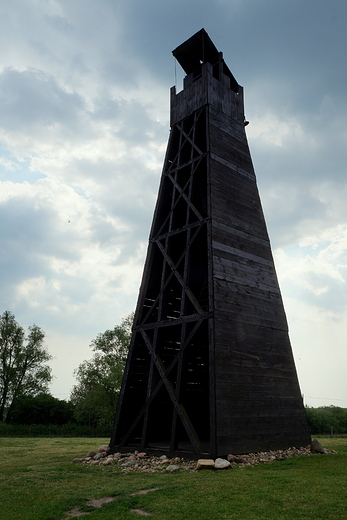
73, 446, 196, 473
72, 439, 336, 473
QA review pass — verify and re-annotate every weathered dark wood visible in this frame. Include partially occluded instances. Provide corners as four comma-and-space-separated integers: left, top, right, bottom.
110, 29, 310, 457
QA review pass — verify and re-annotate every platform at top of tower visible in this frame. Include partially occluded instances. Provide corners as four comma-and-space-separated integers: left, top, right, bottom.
172, 29, 238, 90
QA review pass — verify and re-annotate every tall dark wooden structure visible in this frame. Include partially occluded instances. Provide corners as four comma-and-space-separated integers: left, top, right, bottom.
110, 29, 310, 457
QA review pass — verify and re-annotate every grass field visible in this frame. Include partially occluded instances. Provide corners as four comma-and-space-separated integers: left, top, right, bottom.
1, 436, 346, 520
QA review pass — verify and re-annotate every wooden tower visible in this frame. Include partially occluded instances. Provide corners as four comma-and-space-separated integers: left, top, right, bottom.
110, 29, 310, 457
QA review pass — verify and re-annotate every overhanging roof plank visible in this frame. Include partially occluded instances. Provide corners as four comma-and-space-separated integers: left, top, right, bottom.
172, 28, 219, 75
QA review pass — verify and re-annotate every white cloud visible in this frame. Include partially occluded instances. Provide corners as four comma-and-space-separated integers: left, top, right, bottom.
275, 225, 347, 293
247, 112, 306, 148
0, 174, 147, 341
283, 296, 347, 408
0, 155, 19, 171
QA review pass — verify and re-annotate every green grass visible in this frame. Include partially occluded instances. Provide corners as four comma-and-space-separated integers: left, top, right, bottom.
1, 437, 347, 520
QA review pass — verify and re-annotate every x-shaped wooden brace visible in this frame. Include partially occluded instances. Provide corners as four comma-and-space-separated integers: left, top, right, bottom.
140, 222, 207, 326
155, 154, 205, 238
165, 108, 206, 174
117, 317, 208, 453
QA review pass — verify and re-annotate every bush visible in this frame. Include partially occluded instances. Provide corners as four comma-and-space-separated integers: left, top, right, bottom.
0, 421, 111, 437
7, 394, 75, 425
305, 406, 347, 434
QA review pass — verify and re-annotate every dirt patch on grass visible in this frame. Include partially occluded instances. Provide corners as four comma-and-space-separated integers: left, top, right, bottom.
65, 506, 89, 518
65, 497, 115, 517
86, 496, 115, 508
130, 487, 161, 496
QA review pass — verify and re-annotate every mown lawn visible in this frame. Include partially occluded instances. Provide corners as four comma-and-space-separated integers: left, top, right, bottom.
1, 437, 346, 520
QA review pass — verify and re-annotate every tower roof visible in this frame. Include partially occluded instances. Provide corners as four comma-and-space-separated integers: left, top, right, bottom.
172, 28, 239, 92
172, 29, 219, 75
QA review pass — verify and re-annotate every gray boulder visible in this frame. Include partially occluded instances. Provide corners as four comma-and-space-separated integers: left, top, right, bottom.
311, 439, 325, 454
94, 452, 107, 460
122, 459, 138, 467
214, 458, 231, 469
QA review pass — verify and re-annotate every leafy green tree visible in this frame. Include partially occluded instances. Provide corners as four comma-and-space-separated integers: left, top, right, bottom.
70, 313, 133, 431
0, 311, 52, 422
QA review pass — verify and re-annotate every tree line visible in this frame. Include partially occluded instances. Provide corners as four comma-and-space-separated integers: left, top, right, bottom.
0, 310, 132, 435
305, 405, 347, 435
2, 309, 347, 437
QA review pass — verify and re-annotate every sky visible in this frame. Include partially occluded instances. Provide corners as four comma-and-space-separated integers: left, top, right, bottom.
1, 0, 347, 408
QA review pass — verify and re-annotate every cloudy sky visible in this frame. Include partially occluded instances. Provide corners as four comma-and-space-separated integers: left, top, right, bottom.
1, 0, 347, 408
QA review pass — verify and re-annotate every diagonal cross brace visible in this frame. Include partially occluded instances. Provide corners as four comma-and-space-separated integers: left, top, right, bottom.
155, 239, 204, 315
155, 155, 205, 237
164, 109, 205, 174
117, 318, 206, 451
168, 170, 204, 222
140, 225, 206, 325
139, 329, 203, 454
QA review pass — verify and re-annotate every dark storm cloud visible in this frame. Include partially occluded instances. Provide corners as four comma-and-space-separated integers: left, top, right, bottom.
0, 68, 84, 129
111, 0, 347, 99
91, 97, 166, 145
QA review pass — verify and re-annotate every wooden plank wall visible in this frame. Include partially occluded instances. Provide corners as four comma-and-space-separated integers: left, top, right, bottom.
170, 62, 244, 127
209, 106, 310, 454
